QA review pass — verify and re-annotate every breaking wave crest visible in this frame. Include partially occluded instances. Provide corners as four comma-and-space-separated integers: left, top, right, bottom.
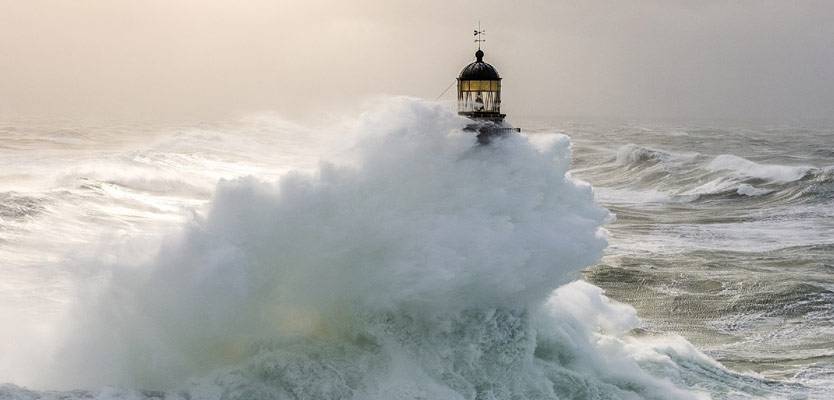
1, 99, 788, 399
583, 143, 834, 204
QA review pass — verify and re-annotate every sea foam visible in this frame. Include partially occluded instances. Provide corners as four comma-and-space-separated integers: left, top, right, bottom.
10, 99, 744, 399
706, 154, 810, 183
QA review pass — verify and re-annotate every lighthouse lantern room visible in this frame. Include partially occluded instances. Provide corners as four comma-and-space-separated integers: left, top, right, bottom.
457, 27, 504, 123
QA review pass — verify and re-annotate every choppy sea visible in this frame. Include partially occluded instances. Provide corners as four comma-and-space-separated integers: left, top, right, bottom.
0, 99, 831, 399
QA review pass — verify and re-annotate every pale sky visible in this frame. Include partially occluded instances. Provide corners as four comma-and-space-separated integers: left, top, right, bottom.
1, 1, 833, 121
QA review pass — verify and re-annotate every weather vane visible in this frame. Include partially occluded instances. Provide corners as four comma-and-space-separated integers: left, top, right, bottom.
474, 21, 485, 50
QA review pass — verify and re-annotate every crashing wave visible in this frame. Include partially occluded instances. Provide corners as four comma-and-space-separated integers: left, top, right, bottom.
0, 99, 792, 399
579, 144, 832, 204
705, 155, 811, 184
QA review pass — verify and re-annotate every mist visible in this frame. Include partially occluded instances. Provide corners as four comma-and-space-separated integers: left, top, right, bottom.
2, 0, 833, 122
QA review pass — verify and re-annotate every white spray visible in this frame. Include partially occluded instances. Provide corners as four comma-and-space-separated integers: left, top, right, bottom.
12, 98, 744, 399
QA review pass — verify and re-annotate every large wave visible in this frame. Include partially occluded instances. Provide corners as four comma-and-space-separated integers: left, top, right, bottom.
1, 99, 785, 399
578, 143, 834, 205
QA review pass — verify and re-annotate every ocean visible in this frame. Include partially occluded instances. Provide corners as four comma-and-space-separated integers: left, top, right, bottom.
0, 98, 831, 399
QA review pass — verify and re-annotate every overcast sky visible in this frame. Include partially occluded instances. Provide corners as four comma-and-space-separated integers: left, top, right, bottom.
2, 1, 833, 122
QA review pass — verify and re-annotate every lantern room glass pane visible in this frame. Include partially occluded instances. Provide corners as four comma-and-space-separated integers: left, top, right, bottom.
457, 79, 502, 114
460, 80, 499, 92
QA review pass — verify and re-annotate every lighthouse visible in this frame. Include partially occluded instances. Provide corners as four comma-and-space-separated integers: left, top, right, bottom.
457, 26, 519, 143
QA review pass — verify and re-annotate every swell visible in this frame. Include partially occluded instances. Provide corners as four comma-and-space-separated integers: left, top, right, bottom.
575, 143, 834, 205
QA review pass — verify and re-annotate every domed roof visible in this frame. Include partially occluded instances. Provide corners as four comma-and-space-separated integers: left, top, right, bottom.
459, 50, 500, 80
